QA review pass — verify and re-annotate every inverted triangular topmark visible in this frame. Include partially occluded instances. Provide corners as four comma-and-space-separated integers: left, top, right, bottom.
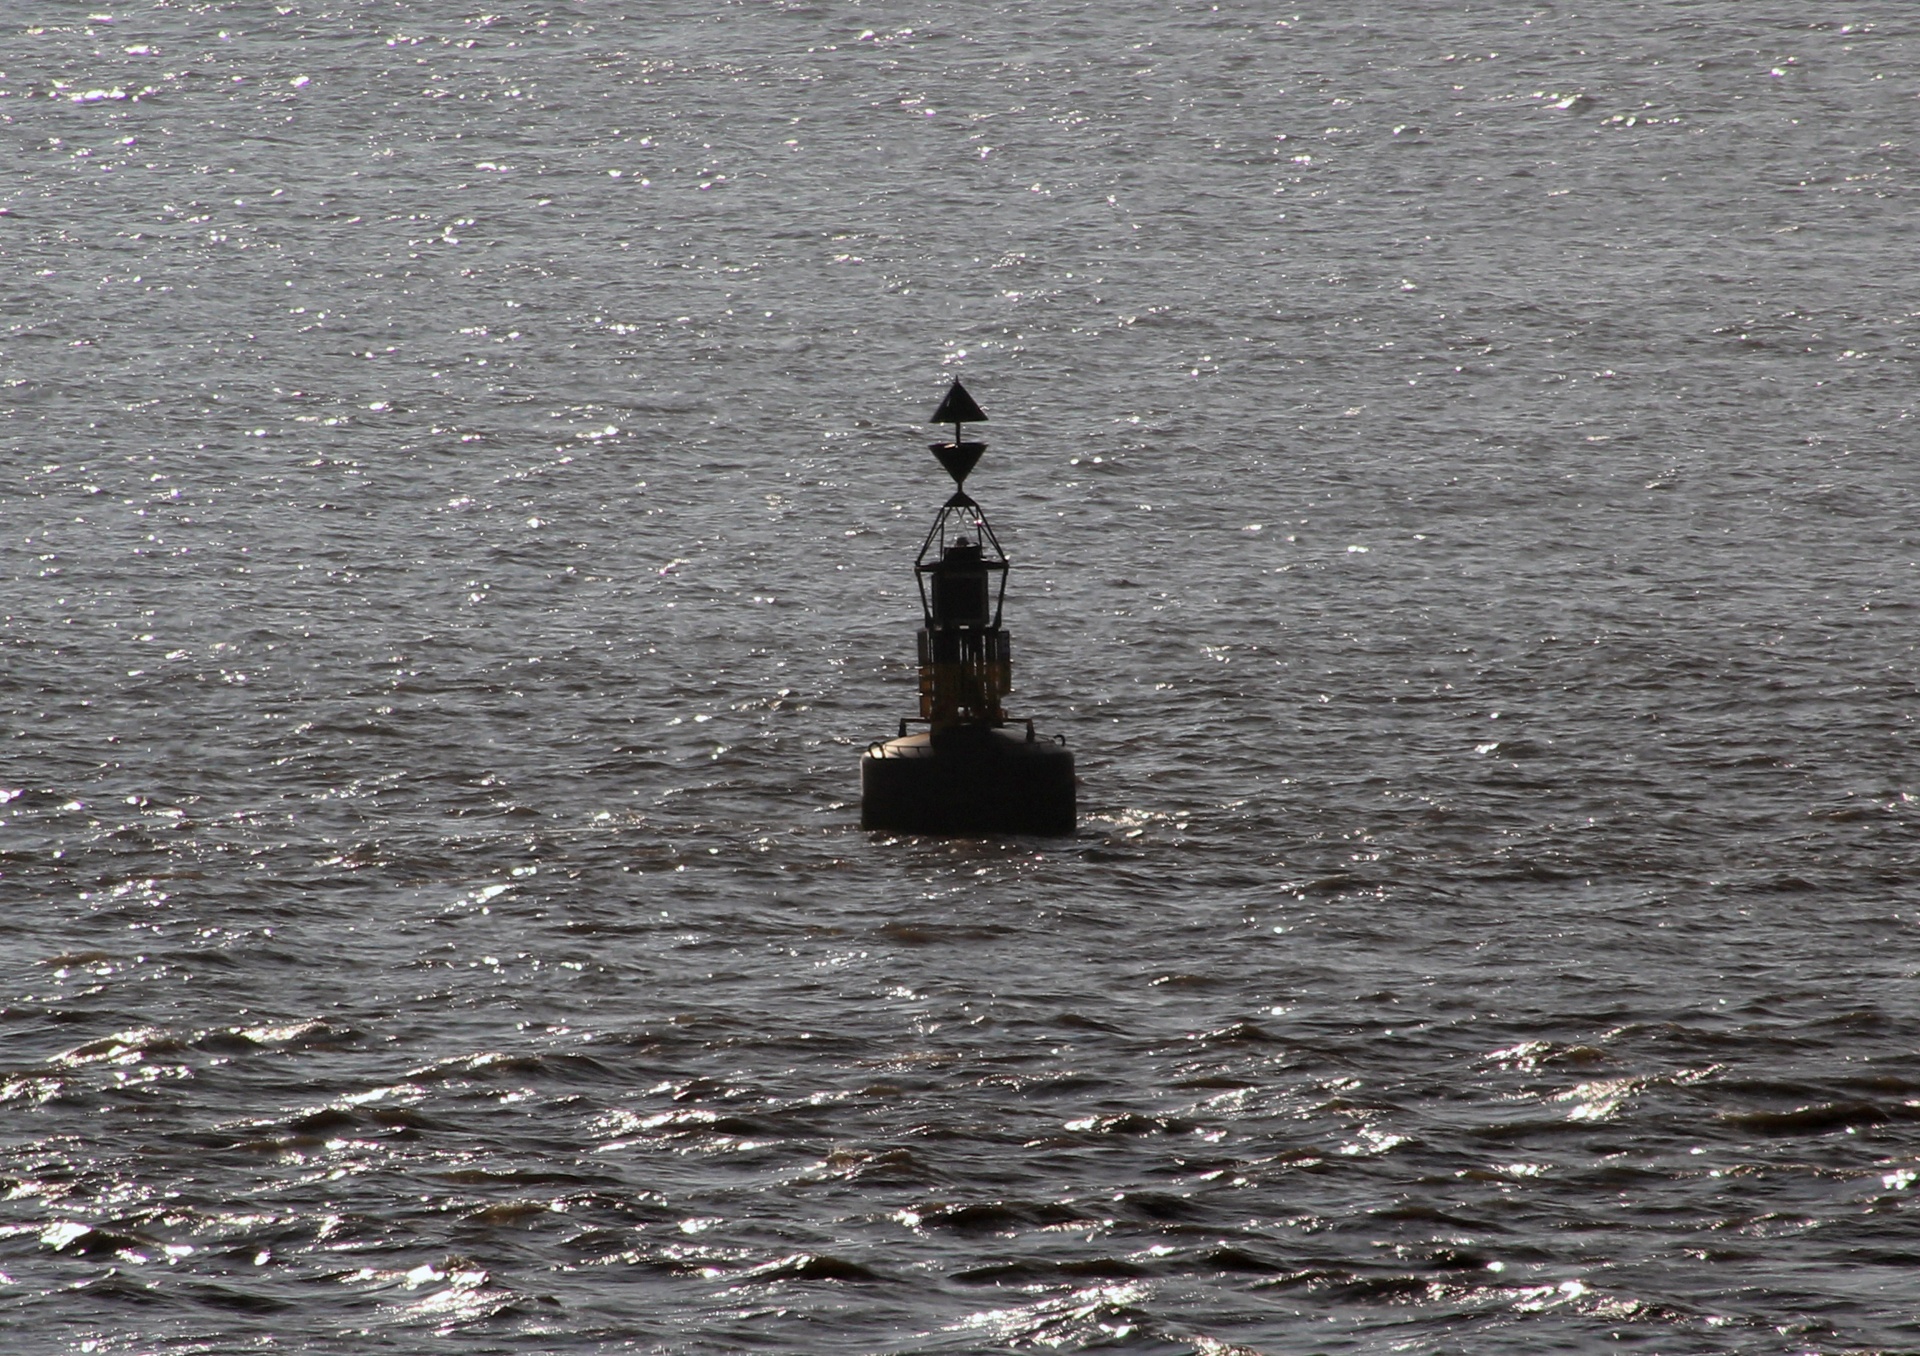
932, 441, 986, 488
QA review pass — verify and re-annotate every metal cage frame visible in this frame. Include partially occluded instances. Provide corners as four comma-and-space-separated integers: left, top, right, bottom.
912, 491, 1009, 629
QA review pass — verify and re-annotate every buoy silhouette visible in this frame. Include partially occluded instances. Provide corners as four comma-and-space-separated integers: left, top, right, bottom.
860, 380, 1077, 836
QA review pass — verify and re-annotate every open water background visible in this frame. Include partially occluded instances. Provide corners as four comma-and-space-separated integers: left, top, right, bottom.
5, 2, 1920, 1351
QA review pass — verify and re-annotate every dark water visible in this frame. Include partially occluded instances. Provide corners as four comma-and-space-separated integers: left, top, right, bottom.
5, 3, 1920, 1351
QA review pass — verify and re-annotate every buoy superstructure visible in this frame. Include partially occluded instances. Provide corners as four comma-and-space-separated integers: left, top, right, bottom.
860, 381, 1076, 836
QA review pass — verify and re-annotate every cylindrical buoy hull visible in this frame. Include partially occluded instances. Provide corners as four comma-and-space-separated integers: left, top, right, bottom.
861, 728, 1075, 836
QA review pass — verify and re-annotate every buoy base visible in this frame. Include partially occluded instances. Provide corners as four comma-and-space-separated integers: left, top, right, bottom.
861, 725, 1075, 836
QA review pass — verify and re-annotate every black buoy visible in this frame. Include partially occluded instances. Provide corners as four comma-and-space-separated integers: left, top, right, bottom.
860, 380, 1076, 836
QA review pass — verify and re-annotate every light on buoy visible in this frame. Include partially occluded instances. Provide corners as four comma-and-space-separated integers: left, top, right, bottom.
860, 379, 1077, 836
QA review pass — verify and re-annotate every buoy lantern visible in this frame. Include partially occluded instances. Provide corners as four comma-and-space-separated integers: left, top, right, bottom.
860, 380, 1077, 836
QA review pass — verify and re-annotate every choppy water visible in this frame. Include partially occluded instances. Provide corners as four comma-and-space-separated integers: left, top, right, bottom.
5, 3, 1920, 1351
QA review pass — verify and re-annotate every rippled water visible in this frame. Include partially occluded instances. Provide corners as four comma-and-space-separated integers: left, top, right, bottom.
6, 3, 1920, 1351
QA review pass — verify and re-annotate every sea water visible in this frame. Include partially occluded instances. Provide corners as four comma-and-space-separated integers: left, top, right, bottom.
4, 3, 1920, 1351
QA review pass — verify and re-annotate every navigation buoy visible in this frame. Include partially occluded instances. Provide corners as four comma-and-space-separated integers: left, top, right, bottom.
860, 380, 1076, 836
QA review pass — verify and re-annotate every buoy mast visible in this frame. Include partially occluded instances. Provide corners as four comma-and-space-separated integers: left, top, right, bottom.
915, 381, 1011, 732
859, 380, 1076, 836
